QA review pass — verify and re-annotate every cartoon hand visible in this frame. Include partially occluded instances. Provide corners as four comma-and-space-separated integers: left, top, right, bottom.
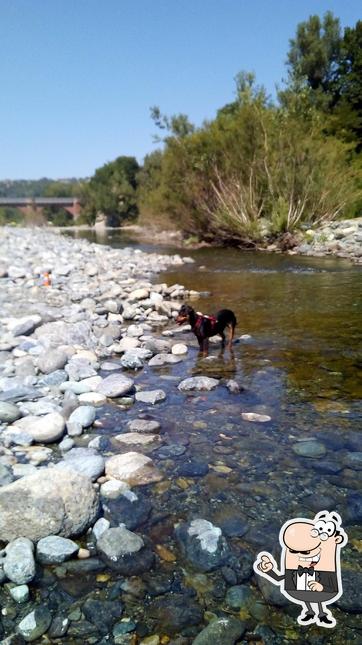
257, 554, 274, 573
308, 581, 323, 592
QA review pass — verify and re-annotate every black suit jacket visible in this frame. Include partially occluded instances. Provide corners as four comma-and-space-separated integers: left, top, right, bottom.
267, 568, 338, 593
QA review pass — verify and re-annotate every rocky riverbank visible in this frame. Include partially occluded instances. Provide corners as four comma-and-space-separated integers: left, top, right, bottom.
0, 227, 361, 644
292, 217, 362, 263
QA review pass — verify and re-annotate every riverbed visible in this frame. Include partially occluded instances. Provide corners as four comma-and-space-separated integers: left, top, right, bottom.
0, 227, 361, 644
66, 229, 361, 643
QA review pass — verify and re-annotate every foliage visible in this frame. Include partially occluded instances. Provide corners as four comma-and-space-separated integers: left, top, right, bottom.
82, 156, 139, 226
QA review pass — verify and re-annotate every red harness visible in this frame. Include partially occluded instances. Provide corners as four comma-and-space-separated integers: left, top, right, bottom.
194, 312, 218, 333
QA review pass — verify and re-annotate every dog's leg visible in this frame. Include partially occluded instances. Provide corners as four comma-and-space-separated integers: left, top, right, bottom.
228, 324, 235, 349
220, 331, 226, 348
203, 338, 209, 356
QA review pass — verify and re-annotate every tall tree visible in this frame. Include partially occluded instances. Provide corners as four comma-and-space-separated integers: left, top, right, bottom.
287, 11, 341, 92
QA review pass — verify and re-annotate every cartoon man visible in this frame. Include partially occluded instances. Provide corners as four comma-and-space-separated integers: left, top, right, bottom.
254, 511, 347, 628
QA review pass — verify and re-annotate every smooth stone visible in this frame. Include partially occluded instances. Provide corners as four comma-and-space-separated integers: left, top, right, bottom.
92, 517, 111, 541
175, 519, 230, 572
62, 447, 105, 481
157, 444, 186, 459
66, 421, 83, 437
0, 466, 100, 541
178, 376, 219, 392
241, 412, 271, 422
106, 452, 163, 486
96, 374, 134, 398
68, 405, 96, 428
10, 584, 30, 603
117, 337, 140, 352
143, 338, 172, 354
135, 390, 166, 405
37, 369, 68, 386
14, 412, 65, 443
36, 535, 79, 564
178, 460, 209, 477
101, 488, 152, 530
48, 615, 70, 639
59, 436, 75, 452
292, 440, 327, 458
100, 479, 131, 499
0, 386, 42, 403
127, 418, 161, 434
171, 343, 188, 355
78, 391, 107, 405
17, 606, 52, 642
97, 525, 154, 574
192, 616, 246, 645
37, 349, 68, 374
4, 538, 36, 584
115, 432, 160, 446
65, 357, 97, 381
342, 451, 362, 470
0, 401, 21, 423
18, 399, 60, 416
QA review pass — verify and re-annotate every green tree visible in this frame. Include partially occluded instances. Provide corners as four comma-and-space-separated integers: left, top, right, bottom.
287, 11, 341, 93
82, 156, 139, 226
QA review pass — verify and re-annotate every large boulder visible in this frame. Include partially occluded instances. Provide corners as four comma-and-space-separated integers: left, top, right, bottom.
0, 466, 99, 541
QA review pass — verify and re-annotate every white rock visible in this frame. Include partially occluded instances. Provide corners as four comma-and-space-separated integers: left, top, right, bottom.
241, 412, 271, 423
105, 452, 163, 486
171, 343, 188, 355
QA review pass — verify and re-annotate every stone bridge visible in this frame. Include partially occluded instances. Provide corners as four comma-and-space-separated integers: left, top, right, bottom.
0, 197, 81, 219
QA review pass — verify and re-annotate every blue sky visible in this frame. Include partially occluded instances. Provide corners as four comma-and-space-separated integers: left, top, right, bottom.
0, 0, 360, 179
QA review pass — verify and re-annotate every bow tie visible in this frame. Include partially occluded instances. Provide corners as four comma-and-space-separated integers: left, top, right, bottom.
298, 565, 314, 576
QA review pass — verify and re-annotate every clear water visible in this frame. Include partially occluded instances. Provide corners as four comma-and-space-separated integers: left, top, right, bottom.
61, 228, 361, 643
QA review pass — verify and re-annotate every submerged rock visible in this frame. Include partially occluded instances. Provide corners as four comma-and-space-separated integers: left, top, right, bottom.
292, 439, 327, 458
17, 606, 52, 642
135, 389, 166, 404
105, 452, 163, 486
192, 616, 246, 644
97, 525, 154, 574
178, 376, 219, 392
175, 518, 230, 572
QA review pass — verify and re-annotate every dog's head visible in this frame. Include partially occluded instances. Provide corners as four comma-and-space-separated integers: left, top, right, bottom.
176, 304, 195, 325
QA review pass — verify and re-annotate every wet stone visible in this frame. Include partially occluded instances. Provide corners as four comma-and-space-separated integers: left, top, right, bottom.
177, 459, 209, 477
101, 489, 152, 530
175, 519, 230, 572
127, 418, 161, 433
148, 593, 203, 634
9, 584, 30, 603
82, 598, 123, 635
0, 401, 21, 423
336, 570, 362, 612
192, 616, 246, 645
344, 491, 362, 524
4, 537, 36, 585
48, 615, 70, 639
17, 605, 52, 642
292, 439, 327, 458
97, 526, 155, 574
157, 444, 186, 459
135, 389, 166, 405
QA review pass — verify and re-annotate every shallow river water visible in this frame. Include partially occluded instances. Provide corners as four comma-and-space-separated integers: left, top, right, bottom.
60, 229, 361, 644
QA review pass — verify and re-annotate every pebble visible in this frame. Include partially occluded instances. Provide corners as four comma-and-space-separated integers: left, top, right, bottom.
9, 584, 30, 603
178, 376, 219, 391
68, 404, 96, 428
36, 535, 79, 564
135, 389, 166, 404
17, 606, 52, 642
4, 537, 36, 585
292, 439, 327, 458
96, 373, 135, 398
0, 401, 21, 423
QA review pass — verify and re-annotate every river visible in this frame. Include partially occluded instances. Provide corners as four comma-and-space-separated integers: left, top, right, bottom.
62, 228, 361, 644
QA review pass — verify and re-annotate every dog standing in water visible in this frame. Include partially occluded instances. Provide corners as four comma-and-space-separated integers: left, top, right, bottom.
176, 304, 237, 354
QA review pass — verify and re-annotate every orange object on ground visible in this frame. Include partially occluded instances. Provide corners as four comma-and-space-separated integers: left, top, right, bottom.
42, 271, 51, 286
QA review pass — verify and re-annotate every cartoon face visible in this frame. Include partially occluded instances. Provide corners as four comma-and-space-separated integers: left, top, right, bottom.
283, 515, 346, 572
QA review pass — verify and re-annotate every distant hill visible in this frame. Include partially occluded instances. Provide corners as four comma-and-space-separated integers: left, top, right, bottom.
0, 178, 85, 198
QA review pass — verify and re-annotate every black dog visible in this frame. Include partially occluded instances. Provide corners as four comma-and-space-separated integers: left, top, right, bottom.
176, 304, 237, 354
